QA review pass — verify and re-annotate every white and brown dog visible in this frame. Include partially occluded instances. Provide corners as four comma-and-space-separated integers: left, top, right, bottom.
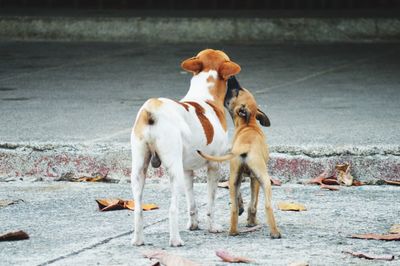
131, 49, 241, 246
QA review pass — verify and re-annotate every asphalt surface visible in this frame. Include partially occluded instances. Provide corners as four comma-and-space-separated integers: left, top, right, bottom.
1, 182, 399, 265
0, 41, 399, 148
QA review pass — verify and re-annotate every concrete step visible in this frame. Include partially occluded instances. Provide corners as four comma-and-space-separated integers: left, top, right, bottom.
0, 9, 400, 42
1, 142, 399, 183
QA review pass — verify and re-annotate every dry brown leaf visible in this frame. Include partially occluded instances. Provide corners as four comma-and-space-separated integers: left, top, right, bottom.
96, 199, 159, 212
0, 199, 23, 208
216, 250, 254, 263
384, 180, 400, 186
307, 171, 329, 185
0, 230, 29, 241
389, 224, 400, 234
239, 225, 263, 233
271, 178, 282, 186
322, 178, 340, 185
336, 163, 353, 186
218, 181, 229, 189
350, 233, 400, 241
343, 250, 394, 261
123, 200, 158, 211
77, 175, 106, 182
352, 180, 364, 186
143, 250, 199, 266
320, 184, 339, 191
278, 202, 307, 211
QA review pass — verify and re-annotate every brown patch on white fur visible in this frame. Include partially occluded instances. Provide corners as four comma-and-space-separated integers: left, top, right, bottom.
133, 98, 163, 139
174, 101, 190, 111
206, 100, 227, 131
185, 101, 214, 145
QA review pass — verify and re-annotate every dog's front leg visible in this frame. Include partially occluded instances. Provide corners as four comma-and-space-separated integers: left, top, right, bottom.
206, 163, 224, 233
184, 170, 199, 230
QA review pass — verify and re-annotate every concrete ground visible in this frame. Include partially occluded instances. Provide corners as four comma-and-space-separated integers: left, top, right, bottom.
1, 182, 399, 265
0, 41, 399, 182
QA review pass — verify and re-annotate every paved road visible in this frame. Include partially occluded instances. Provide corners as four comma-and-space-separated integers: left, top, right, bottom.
0, 41, 399, 148
1, 182, 399, 265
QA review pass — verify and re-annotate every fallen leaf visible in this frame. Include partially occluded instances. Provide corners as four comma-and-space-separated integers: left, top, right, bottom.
239, 225, 263, 233
336, 163, 353, 186
95, 199, 159, 212
389, 224, 400, 234
271, 178, 282, 186
0, 199, 23, 208
218, 181, 229, 189
216, 250, 254, 263
350, 233, 400, 241
320, 184, 339, 191
143, 250, 199, 266
123, 200, 159, 211
77, 175, 106, 182
0, 230, 29, 241
343, 250, 394, 261
307, 171, 329, 185
352, 180, 364, 186
322, 178, 340, 185
384, 180, 400, 186
278, 202, 307, 211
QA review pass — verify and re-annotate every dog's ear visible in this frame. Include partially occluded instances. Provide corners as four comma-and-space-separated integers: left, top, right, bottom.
237, 105, 250, 125
219, 61, 241, 80
181, 57, 203, 74
256, 108, 271, 127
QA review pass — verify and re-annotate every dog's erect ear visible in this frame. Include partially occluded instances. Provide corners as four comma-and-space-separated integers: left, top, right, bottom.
219, 61, 241, 80
181, 57, 203, 74
256, 108, 271, 127
237, 105, 250, 125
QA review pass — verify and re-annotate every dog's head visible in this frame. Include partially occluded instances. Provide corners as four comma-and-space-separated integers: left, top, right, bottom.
224, 77, 270, 127
181, 49, 241, 80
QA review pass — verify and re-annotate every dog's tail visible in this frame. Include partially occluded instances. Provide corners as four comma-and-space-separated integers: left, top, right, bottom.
197, 150, 236, 162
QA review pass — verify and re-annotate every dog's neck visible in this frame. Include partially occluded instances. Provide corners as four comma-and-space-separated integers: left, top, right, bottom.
181, 70, 226, 105
235, 116, 257, 128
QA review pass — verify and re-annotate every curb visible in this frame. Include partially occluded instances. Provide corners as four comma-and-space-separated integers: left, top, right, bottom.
1, 143, 399, 183
0, 16, 400, 42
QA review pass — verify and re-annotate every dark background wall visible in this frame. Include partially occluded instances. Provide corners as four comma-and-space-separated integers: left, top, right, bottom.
1, 0, 400, 10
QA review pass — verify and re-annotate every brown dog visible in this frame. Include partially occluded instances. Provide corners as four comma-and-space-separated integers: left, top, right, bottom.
198, 77, 281, 238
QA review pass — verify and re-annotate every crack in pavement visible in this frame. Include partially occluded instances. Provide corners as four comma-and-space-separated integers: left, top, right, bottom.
37, 186, 234, 265
36, 217, 167, 266
254, 49, 398, 95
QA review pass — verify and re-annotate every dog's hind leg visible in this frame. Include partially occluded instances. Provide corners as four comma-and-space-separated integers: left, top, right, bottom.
247, 177, 260, 227
162, 155, 185, 247
248, 160, 281, 239
155, 132, 185, 247
206, 162, 224, 233
228, 160, 242, 236
184, 170, 199, 230
131, 138, 151, 246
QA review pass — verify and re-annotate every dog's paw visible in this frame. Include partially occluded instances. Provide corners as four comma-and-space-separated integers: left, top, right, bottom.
228, 230, 239, 236
208, 223, 224, 233
169, 237, 185, 247
246, 219, 259, 227
270, 231, 282, 239
187, 221, 200, 231
131, 237, 145, 246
